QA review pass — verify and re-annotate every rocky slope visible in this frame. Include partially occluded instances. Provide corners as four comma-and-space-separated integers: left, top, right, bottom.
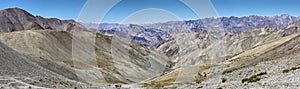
195, 21, 300, 89
0, 30, 170, 88
0, 37, 88, 88
144, 20, 300, 89
0, 8, 170, 88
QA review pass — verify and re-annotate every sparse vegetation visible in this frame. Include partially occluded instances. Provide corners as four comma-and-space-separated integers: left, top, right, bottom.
195, 72, 207, 84
242, 72, 267, 83
97, 59, 114, 69
143, 78, 176, 88
242, 77, 260, 83
221, 78, 227, 83
283, 64, 300, 73
222, 69, 234, 74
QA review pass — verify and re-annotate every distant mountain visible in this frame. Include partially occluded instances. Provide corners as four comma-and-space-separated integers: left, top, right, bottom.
83, 14, 300, 47
81, 23, 123, 30
0, 8, 85, 33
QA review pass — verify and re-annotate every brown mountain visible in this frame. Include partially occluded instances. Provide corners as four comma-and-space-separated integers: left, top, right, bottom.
0, 8, 84, 33
0, 8, 170, 88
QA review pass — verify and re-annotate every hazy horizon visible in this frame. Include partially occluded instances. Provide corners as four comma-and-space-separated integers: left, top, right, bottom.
1, 0, 300, 24
1, 7, 298, 25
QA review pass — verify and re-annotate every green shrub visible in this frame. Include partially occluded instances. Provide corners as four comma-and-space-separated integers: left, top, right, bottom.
242, 77, 260, 83
282, 69, 290, 73
256, 72, 267, 76
221, 78, 227, 83
282, 65, 300, 73
242, 72, 267, 83
222, 70, 233, 74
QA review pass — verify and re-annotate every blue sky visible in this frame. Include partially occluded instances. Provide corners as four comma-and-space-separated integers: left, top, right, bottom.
1, 0, 300, 23
212, 0, 300, 17
0, 0, 86, 20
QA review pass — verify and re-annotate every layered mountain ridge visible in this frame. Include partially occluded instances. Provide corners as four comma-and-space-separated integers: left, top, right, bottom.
144, 20, 300, 89
1, 8, 300, 89
84, 14, 300, 47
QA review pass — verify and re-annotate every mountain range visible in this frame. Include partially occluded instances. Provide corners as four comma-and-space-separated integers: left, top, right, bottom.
84, 14, 300, 47
0, 8, 300, 88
